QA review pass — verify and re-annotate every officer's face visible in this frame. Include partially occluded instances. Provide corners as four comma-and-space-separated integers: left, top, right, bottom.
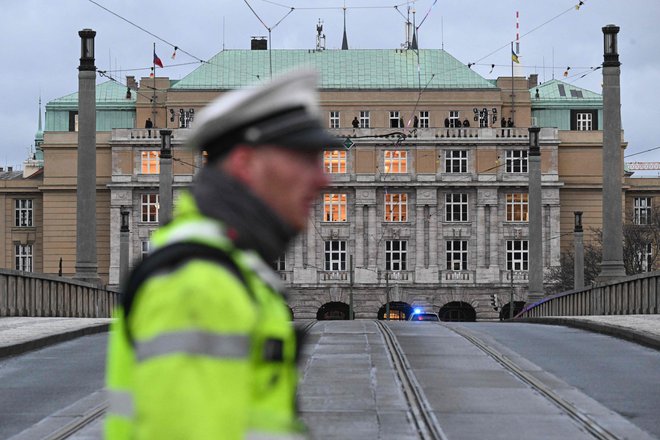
244, 145, 329, 231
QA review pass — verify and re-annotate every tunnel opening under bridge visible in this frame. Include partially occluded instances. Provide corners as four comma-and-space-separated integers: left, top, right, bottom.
499, 301, 526, 320
377, 301, 412, 321
438, 301, 476, 322
316, 302, 350, 320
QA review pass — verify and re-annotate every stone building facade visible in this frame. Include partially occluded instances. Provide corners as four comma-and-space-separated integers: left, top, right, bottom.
2, 47, 652, 320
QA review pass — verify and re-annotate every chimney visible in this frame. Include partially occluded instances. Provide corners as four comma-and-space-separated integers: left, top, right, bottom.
251, 37, 267, 50
528, 74, 539, 89
126, 75, 138, 90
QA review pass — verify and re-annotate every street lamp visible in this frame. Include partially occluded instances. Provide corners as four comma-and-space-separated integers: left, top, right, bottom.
78, 29, 96, 71
574, 211, 583, 232
603, 25, 620, 66
574, 211, 585, 289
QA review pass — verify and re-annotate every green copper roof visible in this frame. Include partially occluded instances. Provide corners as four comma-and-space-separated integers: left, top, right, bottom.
172, 49, 496, 90
46, 80, 136, 109
530, 79, 601, 102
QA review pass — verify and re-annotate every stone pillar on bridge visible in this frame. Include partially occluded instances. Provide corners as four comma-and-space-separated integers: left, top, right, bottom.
159, 130, 173, 226
527, 126, 544, 303
74, 29, 100, 285
574, 211, 584, 290
119, 207, 130, 285
598, 24, 626, 281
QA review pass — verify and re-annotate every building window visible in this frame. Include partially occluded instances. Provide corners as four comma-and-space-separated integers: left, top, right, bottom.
385, 240, 407, 271
360, 111, 370, 128
384, 150, 407, 173
68, 111, 78, 132
640, 242, 653, 272
329, 111, 340, 129
14, 199, 33, 227
324, 150, 347, 174
507, 240, 528, 271
323, 194, 347, 222
446, 240, 468, 270
385, 193, 407, 222
445, 150, 468, 173
272, 253, 286, 271
389, 111, 402, 128
505, 150, 528, 173
571, 109, 598, 131
15, 244, 33, 272
445, 193, 469, 222
506, 193, 528, 222
324, 240, 346, 271
141, 240, 151, 260
141, 151, 160, 174
634, 197, 652, 225
141, 194, 159, 223
418, 111, 430, 128
449, 110, 460, 128
576, 112, 593, 131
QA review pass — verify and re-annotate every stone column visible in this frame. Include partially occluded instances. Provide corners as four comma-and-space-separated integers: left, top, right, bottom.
356, 204, 365, 267
574, 211, 585, 289
159, 130, 173, 225
119, 207, 130, 284
599, 24, 626, 280
74, 29, 100, 285
527, 127, 544, 302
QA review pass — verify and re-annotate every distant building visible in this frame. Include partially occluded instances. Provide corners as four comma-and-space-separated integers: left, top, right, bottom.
1, 47, 656, 320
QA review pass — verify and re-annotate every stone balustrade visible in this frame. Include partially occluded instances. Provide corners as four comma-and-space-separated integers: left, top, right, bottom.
0, 269, 119, 318
518, 270, 660, 318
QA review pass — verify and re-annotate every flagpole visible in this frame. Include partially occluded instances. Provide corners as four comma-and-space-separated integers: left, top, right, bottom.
511, 41, 515, 127
152, 42, 157, 130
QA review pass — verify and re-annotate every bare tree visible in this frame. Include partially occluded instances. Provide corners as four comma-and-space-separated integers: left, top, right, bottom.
546, 242, 601, 294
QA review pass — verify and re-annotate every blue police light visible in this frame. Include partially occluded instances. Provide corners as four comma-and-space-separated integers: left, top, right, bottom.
414, 308, 422, 314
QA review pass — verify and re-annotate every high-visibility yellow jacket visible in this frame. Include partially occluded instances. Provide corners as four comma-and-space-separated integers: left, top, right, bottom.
105, 193, 305, 439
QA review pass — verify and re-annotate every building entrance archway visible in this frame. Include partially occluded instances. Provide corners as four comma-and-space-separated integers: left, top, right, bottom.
377, 301, 412, 321
438, 301, 476, 322
316, 302, 350, 320
499, 301, 526, 320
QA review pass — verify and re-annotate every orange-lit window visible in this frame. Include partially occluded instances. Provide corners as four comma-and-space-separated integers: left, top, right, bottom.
141, 151, 160, 174
384, 150, 407, 173
385, 193, 407, 222
324, 150, 346, 174
323, 194, 347, 222
506, 193, 528, 222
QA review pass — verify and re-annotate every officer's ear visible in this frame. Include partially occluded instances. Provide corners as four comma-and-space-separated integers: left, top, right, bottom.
220, 144, 259, 184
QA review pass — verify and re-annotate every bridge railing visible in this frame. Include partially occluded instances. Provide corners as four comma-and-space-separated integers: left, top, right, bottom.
0, 269, 119, 318
517, 270, 660, 318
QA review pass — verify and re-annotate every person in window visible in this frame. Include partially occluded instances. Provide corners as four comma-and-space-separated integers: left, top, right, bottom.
501, 117, 506, 127
352, 116, 360, 128
444, 117, 450, 128
145, 117, 153, 137
507, 117, 514, 127
105, 70, 338, 440
463, 119, 470, 127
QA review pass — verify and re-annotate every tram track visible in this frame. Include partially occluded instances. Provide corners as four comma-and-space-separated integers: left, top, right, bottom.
376, 320, 449, 440
447, 324, 622, 440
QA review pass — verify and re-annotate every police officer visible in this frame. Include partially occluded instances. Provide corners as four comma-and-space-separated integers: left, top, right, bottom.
105, 70, 338, 439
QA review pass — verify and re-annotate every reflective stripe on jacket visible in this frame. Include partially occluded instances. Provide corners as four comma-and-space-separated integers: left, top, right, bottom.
105, 192, 303, 440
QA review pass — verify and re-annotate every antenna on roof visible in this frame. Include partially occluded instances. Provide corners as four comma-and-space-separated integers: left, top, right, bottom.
341, 6, 349, 50
316, 19, 326, 51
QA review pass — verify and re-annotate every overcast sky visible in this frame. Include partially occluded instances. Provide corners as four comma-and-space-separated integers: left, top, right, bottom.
1, 0, 658, 171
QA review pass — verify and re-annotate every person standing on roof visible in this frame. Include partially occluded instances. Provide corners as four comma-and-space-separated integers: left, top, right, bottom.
105, 70, 338, 440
